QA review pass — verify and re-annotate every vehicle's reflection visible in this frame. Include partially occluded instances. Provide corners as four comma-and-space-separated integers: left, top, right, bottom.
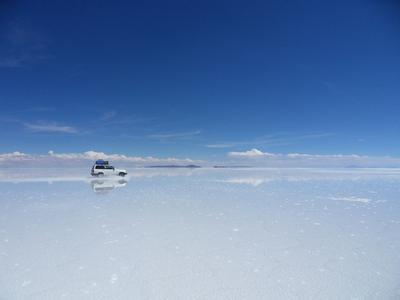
90, 178, 128, 194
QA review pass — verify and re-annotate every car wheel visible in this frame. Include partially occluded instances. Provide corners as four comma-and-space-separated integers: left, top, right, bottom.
98, 172, 104, 177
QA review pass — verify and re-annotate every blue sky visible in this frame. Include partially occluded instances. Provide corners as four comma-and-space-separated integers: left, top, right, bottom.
1, 0, 400, 161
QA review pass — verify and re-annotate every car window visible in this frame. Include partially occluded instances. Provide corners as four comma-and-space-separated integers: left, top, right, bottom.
95, 165, 105, 169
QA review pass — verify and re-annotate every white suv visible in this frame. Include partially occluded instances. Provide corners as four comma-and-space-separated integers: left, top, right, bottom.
91, 160, 128, 177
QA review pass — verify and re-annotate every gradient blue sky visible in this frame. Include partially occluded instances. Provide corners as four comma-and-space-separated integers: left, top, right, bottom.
1, 0, 399, 160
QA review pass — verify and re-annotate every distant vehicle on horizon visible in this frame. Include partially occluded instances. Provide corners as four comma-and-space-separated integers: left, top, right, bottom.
90, 160, 128, 177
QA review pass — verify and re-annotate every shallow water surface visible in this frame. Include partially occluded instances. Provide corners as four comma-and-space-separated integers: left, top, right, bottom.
0, 168, 400, 299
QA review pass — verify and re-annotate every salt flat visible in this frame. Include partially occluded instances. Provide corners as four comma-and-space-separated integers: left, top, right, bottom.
0, 168, 399, 299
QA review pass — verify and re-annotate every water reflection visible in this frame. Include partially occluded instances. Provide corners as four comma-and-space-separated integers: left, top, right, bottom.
1, 168, 400, 186
1, 168, 400, 299
90, 178, 128, 194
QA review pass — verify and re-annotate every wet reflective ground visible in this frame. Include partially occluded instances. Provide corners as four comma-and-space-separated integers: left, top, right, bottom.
0, 168, 400, 299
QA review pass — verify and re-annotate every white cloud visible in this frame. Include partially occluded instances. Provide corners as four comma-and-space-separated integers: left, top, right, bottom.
0, 150, 198, 167
286, 153, 362, 159
227, 149, 400, 168
0, 151, 28, 161
48, 150, 198, 163
206, 132, 333, 148
0, 118, 78, 134
2, 149, 400, 169
24, 122, 78, 133
205, 143, 236, 148
228, 148, 365, 160
228, 148, 276, 158
148, 130, 201, 139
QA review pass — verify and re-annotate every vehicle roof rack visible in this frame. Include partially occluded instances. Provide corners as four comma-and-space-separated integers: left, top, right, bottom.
95, 159, 109, 165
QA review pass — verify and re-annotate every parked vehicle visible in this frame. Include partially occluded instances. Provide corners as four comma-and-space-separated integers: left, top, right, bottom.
90, 160, 128, 177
